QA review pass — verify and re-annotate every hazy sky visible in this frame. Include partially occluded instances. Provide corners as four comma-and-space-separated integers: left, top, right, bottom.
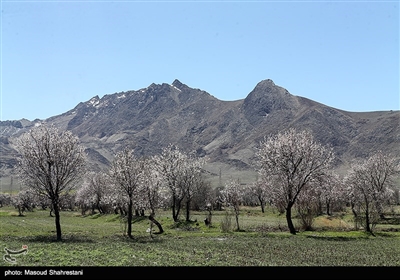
1, 0, 399, 121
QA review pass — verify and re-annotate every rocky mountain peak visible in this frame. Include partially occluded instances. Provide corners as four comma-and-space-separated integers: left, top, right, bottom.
254, 79, 276, 90
251, 79, 292, 95
171, 79, 189, 91
242, 79, 298, 125
88, 95, 100, 106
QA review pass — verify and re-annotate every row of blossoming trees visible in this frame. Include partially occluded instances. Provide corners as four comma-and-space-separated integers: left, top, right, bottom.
13, 124, 209, 240
8, 124, 400, 241
223, 129, 399, 235
74, 144, 208, 238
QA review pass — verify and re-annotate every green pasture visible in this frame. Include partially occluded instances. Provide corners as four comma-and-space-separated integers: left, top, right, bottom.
1, 206, 400, 266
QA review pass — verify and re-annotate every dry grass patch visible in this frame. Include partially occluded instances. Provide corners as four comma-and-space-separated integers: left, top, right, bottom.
314, 215, 353, 230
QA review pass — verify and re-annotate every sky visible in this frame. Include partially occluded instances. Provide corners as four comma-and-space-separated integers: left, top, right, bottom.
0, 0, 399, 121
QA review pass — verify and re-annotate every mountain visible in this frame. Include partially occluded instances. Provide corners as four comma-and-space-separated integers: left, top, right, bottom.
1, 79, 399, 189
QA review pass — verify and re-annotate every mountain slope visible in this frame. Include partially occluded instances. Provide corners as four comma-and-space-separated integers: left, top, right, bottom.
1, 79, 399, 188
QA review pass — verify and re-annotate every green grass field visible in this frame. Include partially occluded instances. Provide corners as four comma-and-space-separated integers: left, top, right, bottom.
1, 205, 400, 267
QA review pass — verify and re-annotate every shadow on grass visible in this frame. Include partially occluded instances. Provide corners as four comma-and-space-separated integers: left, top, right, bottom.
305, 230, 399, 240
305, 235, 356, 241
110, 234, 165, 244
17, 231, 167, 244
22, 234, 96, 243
374, 231, 398, 237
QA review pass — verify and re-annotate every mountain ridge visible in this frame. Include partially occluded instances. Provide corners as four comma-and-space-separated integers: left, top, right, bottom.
1, 79, 399, 188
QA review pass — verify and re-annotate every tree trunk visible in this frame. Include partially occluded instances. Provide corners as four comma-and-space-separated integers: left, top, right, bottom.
127, 199, 133, 238
49, 204, 54, 217
174, 203, 181, 222
261, 202, 265, 213
172, 196, 184, 222
365, 207, 371, 233
205, 210, 212, 227
326, 201, 331, 216
259, 197, 265, 213
18, 206, 23, 216
53, 201, 62, 241
149, 214, 164, 234
286, 204, 296, 235
350, 202, 359, 230
185, 199, 191, 222
235, 212, 240, 231
172, 196, 178, 222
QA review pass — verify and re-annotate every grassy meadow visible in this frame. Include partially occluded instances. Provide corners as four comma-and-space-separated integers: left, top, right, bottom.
1, 205, 400, 267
